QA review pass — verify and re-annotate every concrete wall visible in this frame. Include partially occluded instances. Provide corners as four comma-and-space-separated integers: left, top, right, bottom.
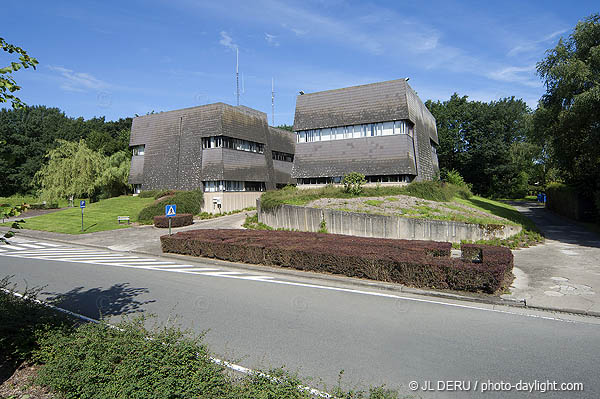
203, 192, 261, 214
258, 203, 521, 243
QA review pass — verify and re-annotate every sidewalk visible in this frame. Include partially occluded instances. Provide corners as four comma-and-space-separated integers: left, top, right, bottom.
1, 211, 250, 255
502, 202, 600, 315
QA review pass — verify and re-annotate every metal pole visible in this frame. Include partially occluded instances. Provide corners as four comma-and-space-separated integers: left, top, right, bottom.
81, 208, 84, 232
168, 218, 172, 236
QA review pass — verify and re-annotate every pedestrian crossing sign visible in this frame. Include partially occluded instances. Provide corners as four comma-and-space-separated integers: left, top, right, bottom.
165, 204, 176, 217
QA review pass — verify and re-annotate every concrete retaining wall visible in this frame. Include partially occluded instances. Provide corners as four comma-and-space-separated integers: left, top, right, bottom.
203, 192, 261, 214
258, 203, 521, 243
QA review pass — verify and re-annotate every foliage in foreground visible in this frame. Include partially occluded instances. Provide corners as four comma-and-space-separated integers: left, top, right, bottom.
0, 280, 404, 399
260, 181, 471, 212
0, 37, 38, 110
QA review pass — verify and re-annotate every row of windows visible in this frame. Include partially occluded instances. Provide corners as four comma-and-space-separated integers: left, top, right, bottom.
203, 180, 266, 192
132, 145, 145, 156
202, 136, 264, 154
298, 175, 413, 185
296, 120, 413, 143
272, 151, 294, 162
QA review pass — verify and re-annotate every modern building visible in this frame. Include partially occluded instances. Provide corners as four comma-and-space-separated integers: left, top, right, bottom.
291, 79, 439, 186
128, 103, 295, 213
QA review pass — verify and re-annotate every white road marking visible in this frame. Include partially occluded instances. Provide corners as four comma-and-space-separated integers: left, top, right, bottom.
15, 243, 45, 249
3, 245, 28, 251
0, 239, 590, 324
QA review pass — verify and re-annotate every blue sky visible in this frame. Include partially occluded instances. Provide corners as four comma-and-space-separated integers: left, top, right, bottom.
3, 0, 598, 125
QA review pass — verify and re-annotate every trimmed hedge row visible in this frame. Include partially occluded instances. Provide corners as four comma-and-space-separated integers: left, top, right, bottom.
160, 230, 513, 293
153, 213, 193, 228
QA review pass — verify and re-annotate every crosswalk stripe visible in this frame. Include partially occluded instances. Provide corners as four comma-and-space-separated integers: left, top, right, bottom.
3, 245, 29, 251
1, 240, 276, 283
201, 271, 244, 276
16, 243, 46, 249
164, 268, 221, 272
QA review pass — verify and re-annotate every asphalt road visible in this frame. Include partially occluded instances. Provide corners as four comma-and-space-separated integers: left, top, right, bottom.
1, 242, 599, 399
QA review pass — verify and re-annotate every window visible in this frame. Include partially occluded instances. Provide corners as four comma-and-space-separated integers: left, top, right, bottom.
132, 145, 145, 156
203, 181, 266, 192
296, 120, 413, 143
202, 136, 264, 154
272, 151, 294, 162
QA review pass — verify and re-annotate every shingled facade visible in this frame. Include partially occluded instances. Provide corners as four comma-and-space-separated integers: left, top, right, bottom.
292, 79, 439, 185
128, 103, 295, 213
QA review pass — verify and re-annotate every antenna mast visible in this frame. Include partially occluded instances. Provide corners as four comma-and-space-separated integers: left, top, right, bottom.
236, 48, 240, 106
271, 78, 275, 125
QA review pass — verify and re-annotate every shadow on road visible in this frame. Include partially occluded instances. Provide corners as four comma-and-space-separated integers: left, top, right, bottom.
43, 283, 156, 320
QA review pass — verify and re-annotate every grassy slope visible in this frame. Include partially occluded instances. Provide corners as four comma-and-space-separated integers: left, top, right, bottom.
1, 196, 154, 234
259, 184, 543, 248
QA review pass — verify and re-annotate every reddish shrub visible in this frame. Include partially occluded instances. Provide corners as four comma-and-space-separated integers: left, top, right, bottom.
160, 230, 512, 293
153, 213, 193, 228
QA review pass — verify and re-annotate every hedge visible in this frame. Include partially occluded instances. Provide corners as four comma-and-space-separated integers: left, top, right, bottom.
138, 189, 204, 223
153, 213, 193, 228
161, 230, 513, 293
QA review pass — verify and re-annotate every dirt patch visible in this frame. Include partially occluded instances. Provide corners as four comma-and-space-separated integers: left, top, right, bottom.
307, 195, 511, 224
0, 360, 55, 399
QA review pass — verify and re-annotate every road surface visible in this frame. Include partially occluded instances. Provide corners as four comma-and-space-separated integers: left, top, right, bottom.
1, 238, 598, 398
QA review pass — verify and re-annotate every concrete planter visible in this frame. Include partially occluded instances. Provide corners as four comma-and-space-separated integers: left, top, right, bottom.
257, 202, 521, 243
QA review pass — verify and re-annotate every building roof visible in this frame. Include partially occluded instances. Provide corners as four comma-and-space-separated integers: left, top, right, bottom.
293, 79, 438, 144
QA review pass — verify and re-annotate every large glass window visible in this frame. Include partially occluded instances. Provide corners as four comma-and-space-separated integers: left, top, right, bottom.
295, 120, 413, 143
203, 181, 266, 192
201, 136, 264, 154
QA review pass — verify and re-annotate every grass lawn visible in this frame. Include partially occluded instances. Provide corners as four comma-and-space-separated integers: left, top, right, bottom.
1, 195, 154, 234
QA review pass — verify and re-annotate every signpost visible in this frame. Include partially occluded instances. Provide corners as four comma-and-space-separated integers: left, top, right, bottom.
165, 204, 176, 235
80, 200, 86, 232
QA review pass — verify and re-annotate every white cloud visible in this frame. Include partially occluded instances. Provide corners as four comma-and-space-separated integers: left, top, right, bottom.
47, 65, 111, 92
507, 29, 567, 57
264, 32, 279, 47
487, 65, 540, 87
219, 31, 238, 50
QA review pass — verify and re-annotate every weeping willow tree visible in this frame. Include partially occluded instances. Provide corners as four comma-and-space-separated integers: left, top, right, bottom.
95, 151, 132, 198
35, 140, 105, 203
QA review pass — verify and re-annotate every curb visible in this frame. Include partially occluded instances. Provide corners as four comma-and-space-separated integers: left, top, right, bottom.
7, 229, 600, 318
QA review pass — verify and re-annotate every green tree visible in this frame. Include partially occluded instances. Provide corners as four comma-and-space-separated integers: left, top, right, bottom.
275, 124, 294, 132
533, 13, 600, 194
342, 172, 367, 195
426, 95, 533, 198
35, 140, 105, 203
95, 151, 131, 198
0, 37, 38, 109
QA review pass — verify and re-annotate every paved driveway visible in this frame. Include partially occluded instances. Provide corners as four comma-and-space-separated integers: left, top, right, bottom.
504, 202, 600, 314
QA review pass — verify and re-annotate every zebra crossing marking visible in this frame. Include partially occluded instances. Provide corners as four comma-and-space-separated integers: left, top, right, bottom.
0, 239, 276, 282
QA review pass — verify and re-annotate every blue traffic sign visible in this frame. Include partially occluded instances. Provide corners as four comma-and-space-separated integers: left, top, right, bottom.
80, 200, 86, 208
165, 204, 176, 217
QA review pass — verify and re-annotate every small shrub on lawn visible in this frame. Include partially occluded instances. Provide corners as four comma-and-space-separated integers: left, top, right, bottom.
153, 213, 193, 228
343, 172, 367, 195
243, 214, 273, 230
137, 190, 159, 198
161, 230, 512, 293
138, 189, 204, 223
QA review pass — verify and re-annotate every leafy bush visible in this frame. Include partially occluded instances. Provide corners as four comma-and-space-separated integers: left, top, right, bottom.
0, 277, 73, 366
137, 190, 204, 223
153, 213, 193, 228
137, 190, 159, 198
161, 229, 513, 293
343, 172, 367, 195
34, 316, 232, 399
